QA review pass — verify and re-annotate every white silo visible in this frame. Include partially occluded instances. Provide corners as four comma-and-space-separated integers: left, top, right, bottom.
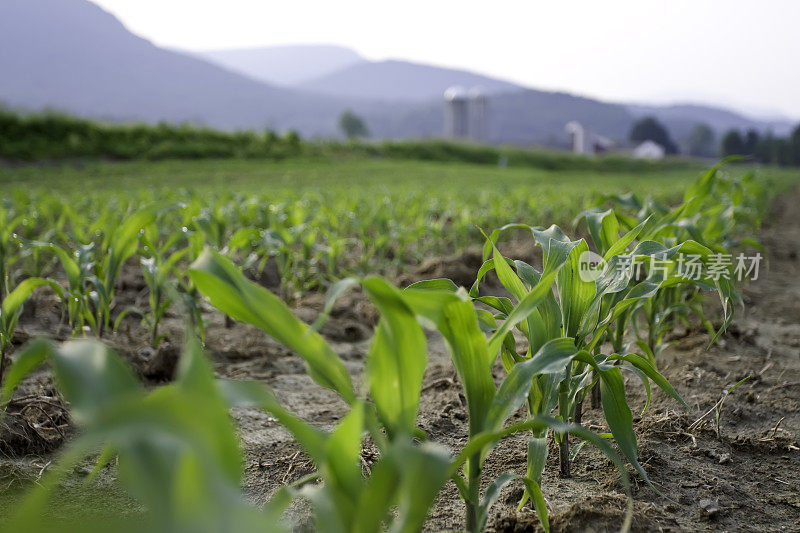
444, 86, 469, 139
468, 87, 488, 142
565, 121, 587, 154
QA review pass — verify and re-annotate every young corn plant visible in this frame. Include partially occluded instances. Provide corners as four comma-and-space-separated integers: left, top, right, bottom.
402, 279, 634, 533
1, 337, 277, 533
33, 242, 98, 336
89, 209, 156, 336
0, 208, 25, 304
0, 278, 62, 385
597, 162, 752, 353
464, 219, 730, 498
136, 225, 189, 348
188, 249, 632, 533
187, 249, 455, 531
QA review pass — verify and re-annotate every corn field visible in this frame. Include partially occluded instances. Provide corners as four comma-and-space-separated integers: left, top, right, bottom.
0, 160, 789, 533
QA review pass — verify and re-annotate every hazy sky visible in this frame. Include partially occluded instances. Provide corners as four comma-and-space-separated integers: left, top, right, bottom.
91, 0, 800, 119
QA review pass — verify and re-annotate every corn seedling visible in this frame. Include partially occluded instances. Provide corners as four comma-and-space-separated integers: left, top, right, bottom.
598, 162, 759, 354
0, 208, 25, 304
0, 278, 62, 385
135, 225, 190, 348
1, 337, 278, 533
403, 278, 635, 532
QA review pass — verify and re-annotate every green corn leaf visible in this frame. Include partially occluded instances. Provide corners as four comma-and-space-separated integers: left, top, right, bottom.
608, 352, 688, 408
452, 415, 633, 532
476, 472, 517, 531
531, 225, 581, 276
491, 242, 529, 302
1, 338, 51, 405
2, 277, 63, 321
484, 338, 581, 432
598, 367, 657, 493
8, 339, 265, 533
311, 277, 359, 331
476, 308, 498, 333
514, 261, 562, 350
105, 208, 156, 287
362, 277, 428, 436
40, 340, 142, 424
389, 442, 453, 533
526, 435, 548, 487
173, 337, 244, 482
355, 450, 403, 533
603, 217, 650, 261
405, 278, 459, 292
486, 268, 561, 362
469, 258, 496, 297
556, 240, 597, 338
474, 295, 514, 315
445, 299, 496, 438
45, 244, 83, 291
518, 475, 550, 533
579, 208, 620, 256
188, 249, 355, 403
324, 401, 365, 503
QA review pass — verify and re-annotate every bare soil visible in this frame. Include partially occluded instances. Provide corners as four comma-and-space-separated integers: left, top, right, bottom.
2, 195, 799, 532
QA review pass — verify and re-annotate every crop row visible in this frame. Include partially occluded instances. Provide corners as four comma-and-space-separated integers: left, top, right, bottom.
0, 172, 691, 358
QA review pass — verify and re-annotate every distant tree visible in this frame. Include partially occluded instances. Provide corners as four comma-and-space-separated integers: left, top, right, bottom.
629, 116, 678, 154
777, 138, 793, 166
283, 129, 302, 154
263, 128, 279, 145
721, 129, 745, 157
755, 132, 775, 164
338, 110, 369, 139
687, 123, 716, 157
790, 124, 800, 166
743, 129, 760, 156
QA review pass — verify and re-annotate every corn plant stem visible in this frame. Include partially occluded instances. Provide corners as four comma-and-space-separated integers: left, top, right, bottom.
574, 399, 583, 425
0, 345, 7, 387
593, 337, 608, 409
590, 369, 601, 409
557, 373, 571, 477
647, 298, 658, 354
465, 452, 481, 533
613, 318, 625, 354
0, 261, 6, 305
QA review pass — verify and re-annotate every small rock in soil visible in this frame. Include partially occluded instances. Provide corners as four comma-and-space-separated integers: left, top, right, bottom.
698, 499, 720, 520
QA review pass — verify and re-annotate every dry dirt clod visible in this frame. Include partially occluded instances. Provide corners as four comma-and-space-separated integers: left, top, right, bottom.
141, 343, 180, 381
698, 499, 720, 521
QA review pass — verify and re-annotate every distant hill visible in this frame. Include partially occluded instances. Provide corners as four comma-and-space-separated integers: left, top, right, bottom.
0, 0, 354, 134
298, 59, 524, 101
1, 0, 794, 149
196, 45, 366, 86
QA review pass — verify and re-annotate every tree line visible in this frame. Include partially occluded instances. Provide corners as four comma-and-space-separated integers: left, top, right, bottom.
629, 115, 800, 165
720, 127, 800, 166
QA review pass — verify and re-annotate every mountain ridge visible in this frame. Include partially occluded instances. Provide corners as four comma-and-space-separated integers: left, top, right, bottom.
1, 0, 794, 147
297, 59, 525, 101
196, 44, 366, 86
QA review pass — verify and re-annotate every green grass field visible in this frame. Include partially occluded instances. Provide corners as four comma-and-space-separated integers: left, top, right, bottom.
1, 156, 702, 195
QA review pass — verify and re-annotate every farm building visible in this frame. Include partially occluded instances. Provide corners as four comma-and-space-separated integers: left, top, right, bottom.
633, 140, 666, 159
565, 121, 613, 155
